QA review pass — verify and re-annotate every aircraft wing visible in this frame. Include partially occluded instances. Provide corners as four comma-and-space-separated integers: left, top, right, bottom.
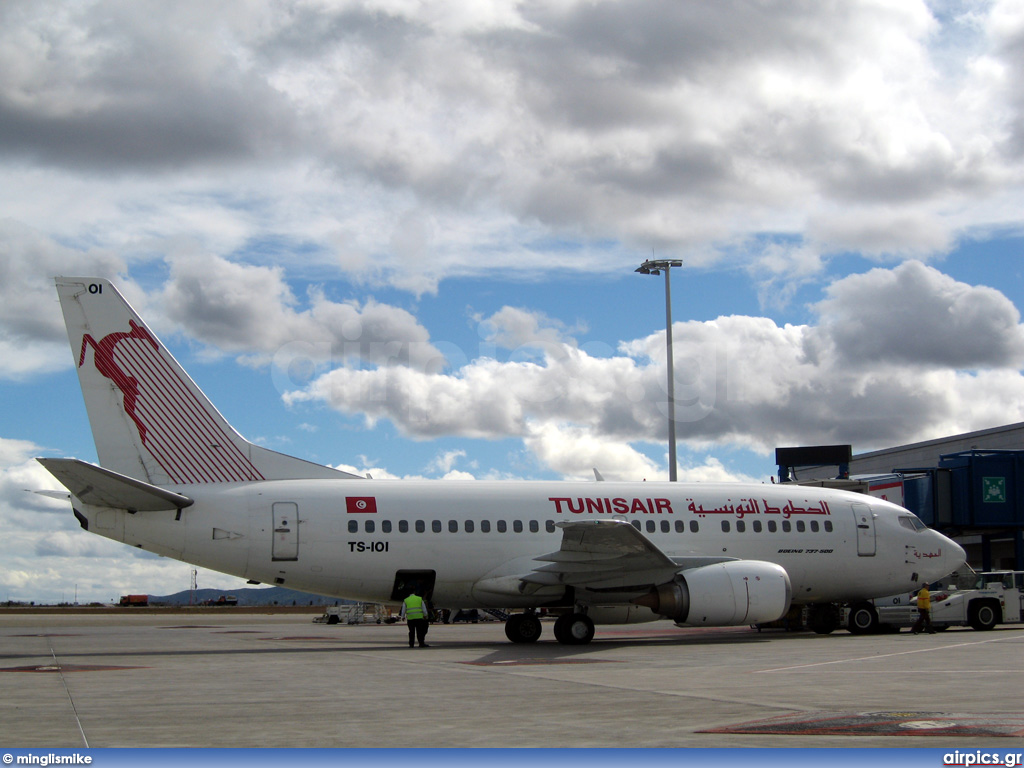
519, 519, 731, 592
37, 457, 194, 511
520, 524, 737, 593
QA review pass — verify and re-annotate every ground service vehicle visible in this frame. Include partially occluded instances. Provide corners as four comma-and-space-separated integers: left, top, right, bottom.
843, 571, 1024, 633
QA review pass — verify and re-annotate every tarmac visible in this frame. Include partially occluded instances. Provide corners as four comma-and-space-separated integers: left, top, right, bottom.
1, 609, 1022, 749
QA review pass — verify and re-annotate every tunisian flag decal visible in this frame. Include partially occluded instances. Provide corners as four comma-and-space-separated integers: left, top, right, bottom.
346, 496, 378, 514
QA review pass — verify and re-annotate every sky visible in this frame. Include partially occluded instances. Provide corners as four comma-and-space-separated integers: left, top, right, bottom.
2, 0, 1024, 604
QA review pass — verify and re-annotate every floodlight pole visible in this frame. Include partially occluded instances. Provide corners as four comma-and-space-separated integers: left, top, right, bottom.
636, 259, 683, 482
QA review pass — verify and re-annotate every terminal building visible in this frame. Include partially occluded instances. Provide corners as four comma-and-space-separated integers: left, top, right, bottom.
777, 422, 1024, 572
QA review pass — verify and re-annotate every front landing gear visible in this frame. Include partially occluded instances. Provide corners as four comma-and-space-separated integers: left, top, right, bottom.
505, 612, 543, 643
553, 612, 595, 645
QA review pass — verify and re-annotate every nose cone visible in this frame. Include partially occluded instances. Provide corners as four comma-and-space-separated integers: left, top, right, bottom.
943, 536, 967, 575
925, 530, 966, 579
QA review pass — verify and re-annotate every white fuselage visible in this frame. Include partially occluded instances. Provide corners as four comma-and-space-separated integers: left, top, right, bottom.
76, 479, 964, 611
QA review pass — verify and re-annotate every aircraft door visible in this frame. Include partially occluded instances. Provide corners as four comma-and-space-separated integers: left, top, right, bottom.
390, 570, 437, 602
852, 503, 876, 557
272, 502, 299, 561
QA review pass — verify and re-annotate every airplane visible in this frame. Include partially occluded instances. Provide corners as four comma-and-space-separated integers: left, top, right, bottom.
38, 277, 966, 644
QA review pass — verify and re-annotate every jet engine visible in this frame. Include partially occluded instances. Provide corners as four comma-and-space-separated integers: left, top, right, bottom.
633, 560, 791, 626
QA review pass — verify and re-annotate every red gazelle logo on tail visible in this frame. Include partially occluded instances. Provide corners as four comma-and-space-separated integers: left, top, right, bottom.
79, 320, 158, 444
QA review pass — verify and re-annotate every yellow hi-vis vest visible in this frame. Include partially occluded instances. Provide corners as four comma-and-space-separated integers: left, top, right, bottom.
404, 594, 426, 620
917, 587, 931, 610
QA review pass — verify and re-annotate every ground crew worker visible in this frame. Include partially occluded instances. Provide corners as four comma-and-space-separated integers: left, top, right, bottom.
910, 583, 935, 634
403, 589, 430, 647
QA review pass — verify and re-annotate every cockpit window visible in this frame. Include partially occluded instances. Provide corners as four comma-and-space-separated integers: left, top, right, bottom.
898, 515, 927, 532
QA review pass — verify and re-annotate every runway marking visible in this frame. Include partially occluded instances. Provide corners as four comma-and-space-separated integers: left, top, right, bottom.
215, 630, 266, 634
1, 664, 146, 673
755, 635, 1014, 673
458, 658, 623, 666
48, 640, 89, 749
699, 710, 1024, 737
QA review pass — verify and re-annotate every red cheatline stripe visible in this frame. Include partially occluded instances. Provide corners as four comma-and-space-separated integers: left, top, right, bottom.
93, 339, 196, 483
132, 343, 243, 482
133, 341, 261, 482
114, 338, 263, 483
118, 340, 222, 482
117, 342, 209, 483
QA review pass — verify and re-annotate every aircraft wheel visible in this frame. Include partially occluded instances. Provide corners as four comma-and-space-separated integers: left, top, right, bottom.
505, 613, 542, 643
807, 604, 840, 635
847, 603, 878, 635
554, 613, 595, 645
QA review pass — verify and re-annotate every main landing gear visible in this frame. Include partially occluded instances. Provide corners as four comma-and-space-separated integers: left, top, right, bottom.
504, 612, 542, 643
553, 612, 595, 645
504, 610, 596, 645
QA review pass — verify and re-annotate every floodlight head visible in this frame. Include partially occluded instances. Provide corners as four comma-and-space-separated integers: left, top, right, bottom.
636, 258, 682, 275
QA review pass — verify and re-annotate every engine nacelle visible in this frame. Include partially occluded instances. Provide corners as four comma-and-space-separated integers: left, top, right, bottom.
585, 605, 660, 625
633, 560, 791, 626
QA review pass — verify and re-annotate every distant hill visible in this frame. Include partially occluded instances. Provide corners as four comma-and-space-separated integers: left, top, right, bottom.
149, 586, 355, 607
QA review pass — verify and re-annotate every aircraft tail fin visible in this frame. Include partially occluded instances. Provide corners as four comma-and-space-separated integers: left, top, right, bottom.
54, 277, 361, 485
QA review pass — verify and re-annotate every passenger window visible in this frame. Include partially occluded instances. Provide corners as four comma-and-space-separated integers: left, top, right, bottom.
796, 520, 805, 533
690, 520, 699, 533
824, 520, 833, 533
782, 520, 791, 533
513, 520, 523, 533
497, 520, 507, 533
481, 520, 491, 533
348, 520, 358, 533
661, 520, 670, 533
721, 520, 730, 532
432, 520, 442, 533
675, 520, 685, 533
545, 521, 555, 533
529, 520, 539, 533
399, 520, 409, 533
448, 520, 458, 533
465, 520, 475, 533
736, 520, 745, 533
415, 520, 425, 533
810, 520, 819, 533
768, 520, 777, 533
631, 520, 641, 530
646, 520, 656, 533
365, 520, 375, 533
382, 520, 392, 533
752, 520, 762, 533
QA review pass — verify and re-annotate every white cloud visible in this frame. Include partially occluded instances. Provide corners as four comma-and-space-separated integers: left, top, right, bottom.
161, 253, 446, 370
809, 260, 1024, 369
523, 422, 660, 481
287, 261, 1024, 469
425, 449, 469, 475
0, 0, 1021, 301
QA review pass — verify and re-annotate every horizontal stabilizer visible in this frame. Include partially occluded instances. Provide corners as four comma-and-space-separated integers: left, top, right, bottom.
37, 458, 194, 511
